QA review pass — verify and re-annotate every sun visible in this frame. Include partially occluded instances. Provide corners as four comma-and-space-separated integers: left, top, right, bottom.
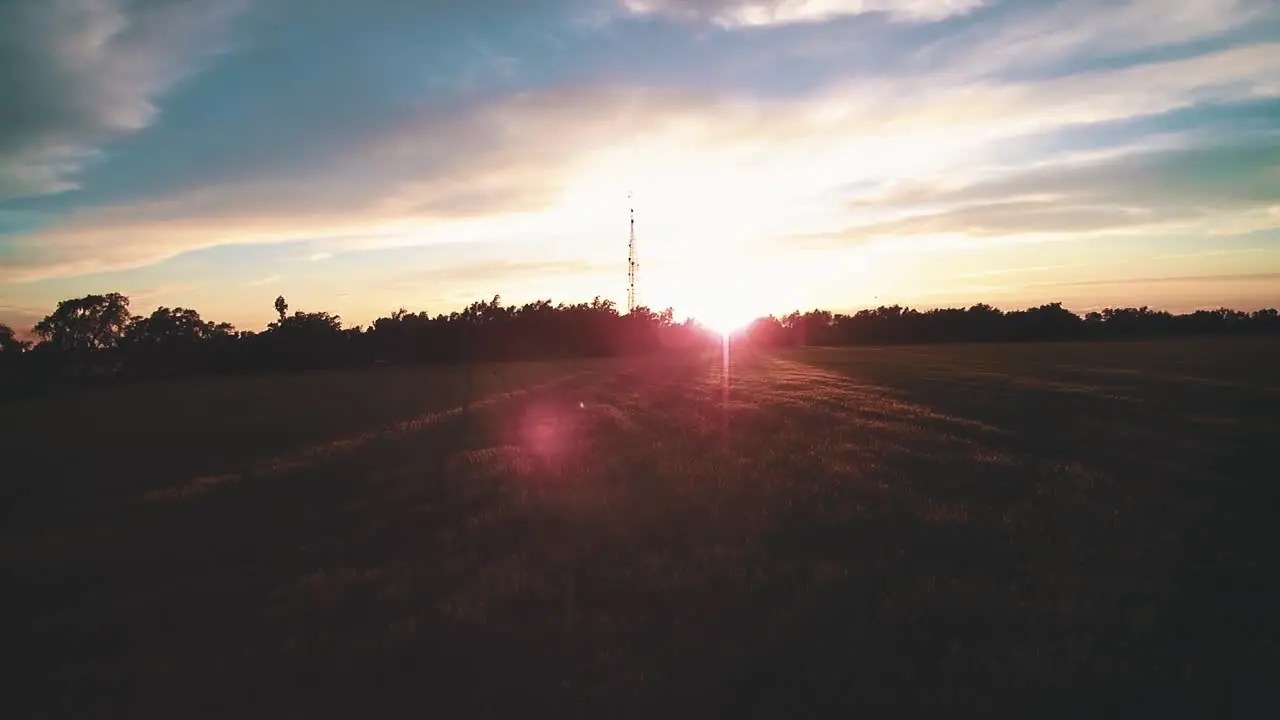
687, 289, 760, 336
658, 252, 773, 336
699, 304, 755, 336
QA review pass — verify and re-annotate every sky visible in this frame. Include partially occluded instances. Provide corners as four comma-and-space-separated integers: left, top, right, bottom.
1, 0, 1279, 335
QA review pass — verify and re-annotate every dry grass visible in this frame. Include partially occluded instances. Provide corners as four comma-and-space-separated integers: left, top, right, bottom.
3, 339, 1278, 717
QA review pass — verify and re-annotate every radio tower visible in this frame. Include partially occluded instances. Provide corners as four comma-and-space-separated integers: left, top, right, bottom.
627, 193, 638, 313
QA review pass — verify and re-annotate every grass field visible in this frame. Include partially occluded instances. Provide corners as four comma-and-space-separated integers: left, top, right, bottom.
4, 339, 1278, 717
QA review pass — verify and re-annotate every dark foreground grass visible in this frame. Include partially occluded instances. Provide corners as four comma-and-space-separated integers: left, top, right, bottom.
3, 339, 1278, 717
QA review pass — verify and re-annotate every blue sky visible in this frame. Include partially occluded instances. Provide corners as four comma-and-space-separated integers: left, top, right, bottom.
2, 0, 1278, 334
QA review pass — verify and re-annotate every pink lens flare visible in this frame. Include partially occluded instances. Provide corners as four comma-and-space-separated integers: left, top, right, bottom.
519, 401, 577, 461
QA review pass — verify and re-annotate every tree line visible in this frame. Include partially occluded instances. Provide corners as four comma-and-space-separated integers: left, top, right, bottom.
745, 303, 1280, 346
0, 293, 708, 394
1, 293, 1277, 395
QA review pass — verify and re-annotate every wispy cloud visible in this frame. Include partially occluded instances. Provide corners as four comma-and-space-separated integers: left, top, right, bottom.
912, 0, 1275, 77
1030, 272, 1280, 289
0, 304, 48, 338
1154, 247, 1271, 260
0, 0, 248, 199
125, 284, 193, 303
246, 275, 281, 287
620, 0, 985, 26
804, 125, 1280, 247
954, 264, 1074, 279
396, 258, 613, 286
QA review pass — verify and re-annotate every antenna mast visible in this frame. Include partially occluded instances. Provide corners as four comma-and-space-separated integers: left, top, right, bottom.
627, 193, 637, 313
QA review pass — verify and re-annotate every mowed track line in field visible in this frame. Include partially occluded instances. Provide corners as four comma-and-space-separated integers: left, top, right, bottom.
145, 368, 601, 502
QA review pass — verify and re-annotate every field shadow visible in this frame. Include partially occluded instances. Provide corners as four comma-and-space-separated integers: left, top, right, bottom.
6, 343, 1277, 717
757, 341, 1280, 714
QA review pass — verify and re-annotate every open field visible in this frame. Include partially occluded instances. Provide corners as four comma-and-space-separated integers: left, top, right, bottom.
4, 338, 1279, 717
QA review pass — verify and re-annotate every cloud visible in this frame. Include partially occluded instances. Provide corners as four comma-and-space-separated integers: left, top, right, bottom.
246, 275, 281, 287
1032, 272, 1280, 289
838, 201, 1182, 241
799, 134, 1280, 246
827, 42, 1280, 144
124, 283, 192, 303
954, 264, 1075, 279
910, 0, 1276, 77
4, 28, 1278, 284
0, 304, 48, 339
384, 258, 612, 291
1154, 247, 1270, 260
619, 0, 985, 26
0, 0, 247, 198
0, 84, 722, 282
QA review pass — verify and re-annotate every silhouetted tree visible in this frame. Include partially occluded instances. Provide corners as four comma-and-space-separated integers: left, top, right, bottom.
122, 307, 236, 377
0, 323, 34, 397
274, 296, 289, 322
0, 323, 30, 355
126, 307, 231, 346
32, 293, 133, 377
1252, 308, 1280, 332
262, 307, 348, 370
